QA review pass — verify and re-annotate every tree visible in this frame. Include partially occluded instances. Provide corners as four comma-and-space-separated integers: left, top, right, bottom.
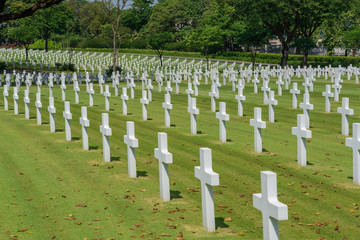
7, 19, 38, 61
343, 28, 360, 57
32, 3, 73, 51
187, 25, 223, 70
102, 0, 131, 74
291, 37, 317, 66
0, 0, 64, 22
79, 1, 108, 37
241, 0, 349, 66
146, 32, 173, 67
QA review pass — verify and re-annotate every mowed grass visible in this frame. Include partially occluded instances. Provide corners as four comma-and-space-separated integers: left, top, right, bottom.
0, 74, 360, 239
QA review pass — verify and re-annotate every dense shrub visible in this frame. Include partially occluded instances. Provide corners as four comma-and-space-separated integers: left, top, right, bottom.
105, 65, 122, 77
0, 62, 6, 71
29, 40, 58, 50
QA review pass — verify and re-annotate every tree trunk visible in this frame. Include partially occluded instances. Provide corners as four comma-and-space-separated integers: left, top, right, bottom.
112, 29, 117, 74
206, 55, 209, 70
251, 50, 256, 70
302, 50, 309, 67
353, 47, 357, 57
280, 43, 289, 67
44, 27, 49, 52
25, 47, 29, 62
160, 54, 163, 67
345, 49, 348, 57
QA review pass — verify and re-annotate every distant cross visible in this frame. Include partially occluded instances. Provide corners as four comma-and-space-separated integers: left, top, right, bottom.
140, 90, 149, 120
216, 102, 230, 142
188, 97, 200, 135
100, 113, 112, 162
104, 85, 111, 111
290, 83, 300, 108
48, 97, 56, 133
299, 94, 313, 129
35, 92, 42, 125
63, 101, 72, 141
121, 87, 129, 115
267, 91, 278, 123
235, 86, 246, 117
162, 93, 173, 127
322, 84, 334, 112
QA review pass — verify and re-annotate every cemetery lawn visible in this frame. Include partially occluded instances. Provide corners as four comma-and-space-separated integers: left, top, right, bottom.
1, 76, 360, 239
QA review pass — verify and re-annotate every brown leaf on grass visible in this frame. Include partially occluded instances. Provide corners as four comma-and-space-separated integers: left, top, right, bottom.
25, 198, 32, 201
139, 188, 147, 192
224, 217, 232, 222
76, 222, 82, 225
17, 228, 28, 232
316, 229, 321, 234
75, 204, 87, 207
64, 217, 76, 220
108, 166, 113, 169
336, 205, 341, 209
92, 218, 101, 221
61, 195, 66, 198
19, 172, 24, 175
158, 233, 171, 236
334, 225, 339, 231
171, 180, 175, 185
51, 236, 56, 239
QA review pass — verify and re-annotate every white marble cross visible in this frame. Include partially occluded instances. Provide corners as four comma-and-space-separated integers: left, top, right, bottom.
162, 93, 172, 127
129, 78, 136, 99
250, 108, 266, 153
292, 114, 312, 166
121, 87, 129, 115
216, 102, 230, 142
252, 77, 260, 93
235, 86, 246, 116
100, 113, 112, 162
48, 97, 56, 133
267, 91, 278, 123
186, 81, 194, 107
193, 78, 200, 96
188, 97, 200, 135
23, 89, 30, 119
147, 79, 153, 101
79, 106, 90, 150
35, 92, 42, 125
154, 132, 173, 201
195, 148, 219, 232
60, 77, 66, 101
124, 121, 139, 178
74, 81, 80, 104
332, 79, 342, 102
299, 94, 313, 129
337, 97, 354, 136
63, 101, 72, 141
104, 85, 111, 111
140, 90, 149, 120
253, 171, 288, 240
322, 84, 334, 112
3, 85, 8, 111
165, 81, 173, 96
13, 87, 19, 115
290, 83, 300, 109
48, 77, 53, 97
276, 77, 284, 96
208, 84, 218, 112
88, 83, 94, 107
261, 80, 270, 104
346, 123, 360, 185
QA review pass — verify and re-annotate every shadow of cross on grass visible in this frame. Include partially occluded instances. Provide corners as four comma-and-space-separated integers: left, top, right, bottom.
170, 190, 182, 199
215, 217, 229, 228
137, 171, 148, 177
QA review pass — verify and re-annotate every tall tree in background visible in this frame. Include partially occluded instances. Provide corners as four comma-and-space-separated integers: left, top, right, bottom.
7, 19, 38, 61
102, 0, 131, 74
32, 3, 73, 51
0, 0, 64, 22
146, 32, 173, 67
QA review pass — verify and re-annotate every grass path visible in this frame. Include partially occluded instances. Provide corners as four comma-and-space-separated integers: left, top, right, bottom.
0, 75, 359, 239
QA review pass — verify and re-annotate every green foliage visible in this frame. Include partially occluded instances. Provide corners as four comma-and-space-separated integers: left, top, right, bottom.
343, 28, 360, 56
55, 62, 76, 72
146, 32, 173, 57
29, 39, 58, 50
0, 62, 7, 71
105, 65, 122, 77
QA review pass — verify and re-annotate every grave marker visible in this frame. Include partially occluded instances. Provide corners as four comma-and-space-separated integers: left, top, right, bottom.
195, 148, 219, 232
188, 97, 200, 135
48, 97, 56, 133
250, 108, 266, 153
79, 107, 90, 150
337, 97, 354, 136
100, 113, 112, 162
216, 102, 230, 142
124, 121, 139, 178
346, 123, 360, 185
292, 114, 312, 166
253, 171, 288, 240
154, 132, 173, 201
63, 101, 72, 141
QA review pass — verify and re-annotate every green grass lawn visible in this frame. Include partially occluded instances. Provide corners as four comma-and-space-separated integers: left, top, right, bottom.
0, 74, 360, 239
